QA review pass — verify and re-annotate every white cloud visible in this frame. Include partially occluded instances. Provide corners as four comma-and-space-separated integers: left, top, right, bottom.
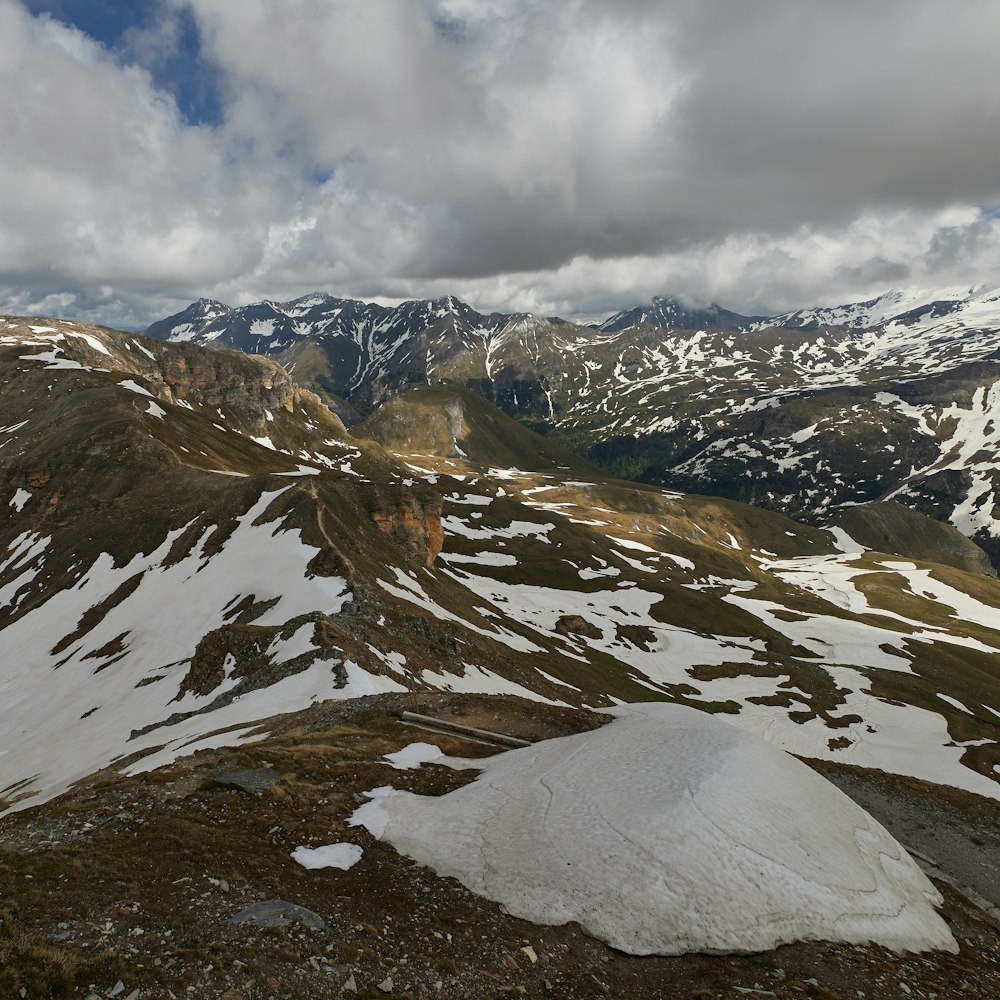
0, 4, 283, 294
2, 0, 1000, 326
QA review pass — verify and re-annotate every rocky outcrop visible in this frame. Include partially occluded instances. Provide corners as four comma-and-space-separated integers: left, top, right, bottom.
556, 614, 602, 639
372, 494, 444, 567
157, 346, 298, 423
174, 615, 345, 703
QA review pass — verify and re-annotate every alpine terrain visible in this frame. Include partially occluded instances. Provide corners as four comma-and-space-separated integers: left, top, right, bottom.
147, 285, 1000, 572
1, 314, 999, 998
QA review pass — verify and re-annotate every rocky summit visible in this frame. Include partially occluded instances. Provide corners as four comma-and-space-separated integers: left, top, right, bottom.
1, 313, 1000, 998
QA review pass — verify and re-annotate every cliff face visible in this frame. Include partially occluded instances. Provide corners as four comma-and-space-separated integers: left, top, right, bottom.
156, 346, 297, 424
373, 493, 444, 567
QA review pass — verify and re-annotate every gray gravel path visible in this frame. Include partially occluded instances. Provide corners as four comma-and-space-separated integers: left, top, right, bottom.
809, 759, 1000, 910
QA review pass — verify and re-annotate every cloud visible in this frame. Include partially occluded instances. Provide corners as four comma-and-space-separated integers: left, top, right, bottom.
2, 0, 1000, 326
0, 6, 279, 289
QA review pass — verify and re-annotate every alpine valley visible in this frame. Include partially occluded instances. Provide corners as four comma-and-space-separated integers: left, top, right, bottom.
2, 297, 1000, 998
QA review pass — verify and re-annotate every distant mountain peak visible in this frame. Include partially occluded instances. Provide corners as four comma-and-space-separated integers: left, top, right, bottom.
597, 295, 758, 333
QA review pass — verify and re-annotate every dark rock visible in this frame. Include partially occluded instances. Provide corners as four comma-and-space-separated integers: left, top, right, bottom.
229, 899, 326, 929
213, 767, 281, 795
555, 614, 601, 639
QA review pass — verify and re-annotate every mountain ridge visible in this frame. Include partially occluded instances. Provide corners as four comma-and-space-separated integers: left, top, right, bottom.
143, 285, 1000, 571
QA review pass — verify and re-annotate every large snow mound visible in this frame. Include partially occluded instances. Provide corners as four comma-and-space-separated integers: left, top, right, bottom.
350, 703, 957, 955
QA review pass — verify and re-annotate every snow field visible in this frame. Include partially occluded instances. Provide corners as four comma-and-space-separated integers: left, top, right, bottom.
351, 703, 957, 955
436, 508, 1000, 799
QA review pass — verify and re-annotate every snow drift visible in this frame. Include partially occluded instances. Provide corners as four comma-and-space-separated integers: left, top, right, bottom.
351, 703, 957, 955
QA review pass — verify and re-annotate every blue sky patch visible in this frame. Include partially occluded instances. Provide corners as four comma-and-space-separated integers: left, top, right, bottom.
24, 0, 224, 127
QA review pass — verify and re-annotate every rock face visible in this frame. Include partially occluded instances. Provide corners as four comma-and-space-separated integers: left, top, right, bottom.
156, 345, 298, 425
372, 494, 444, 567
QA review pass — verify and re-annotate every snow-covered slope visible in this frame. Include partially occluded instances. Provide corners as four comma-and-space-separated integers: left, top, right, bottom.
353, 702, 956, 955
2, 317, 999, 815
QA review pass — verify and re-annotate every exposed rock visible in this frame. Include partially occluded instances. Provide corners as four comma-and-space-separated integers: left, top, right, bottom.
156, 345, 298, 429
214, 768, 282, 796
157, 614, 347, 727
229, 899, 326, 929
555, 615, 602, 640
372, 494, 444, 567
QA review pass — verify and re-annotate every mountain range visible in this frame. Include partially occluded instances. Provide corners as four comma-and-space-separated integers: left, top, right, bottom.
3, 312, 999, 812
3, 309, 1000, 996
146, 284, 1000, 572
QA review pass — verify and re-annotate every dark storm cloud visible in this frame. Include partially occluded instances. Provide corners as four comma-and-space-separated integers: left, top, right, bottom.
402, 0, 1000, 277
834, 258, 913, 289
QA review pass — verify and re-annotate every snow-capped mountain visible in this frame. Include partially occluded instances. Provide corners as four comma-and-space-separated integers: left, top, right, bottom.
147, 286, 1000, 570
771, 284, 998, 330
3, 315, 1000, 816
146, 292, 511, 410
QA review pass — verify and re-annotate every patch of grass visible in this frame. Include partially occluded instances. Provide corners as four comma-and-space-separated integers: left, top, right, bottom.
0, 910, 124, 999
338, 942, 361, 963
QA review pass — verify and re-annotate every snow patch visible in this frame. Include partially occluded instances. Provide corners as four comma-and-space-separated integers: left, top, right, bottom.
291, 843, 364, 870
119, 379, 153, 397
383, 742, 445, 770
351, 703, 955, 955
9, 489, 30, 512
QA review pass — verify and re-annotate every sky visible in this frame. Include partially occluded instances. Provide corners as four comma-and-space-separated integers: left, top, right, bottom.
2, 0, 1000, 328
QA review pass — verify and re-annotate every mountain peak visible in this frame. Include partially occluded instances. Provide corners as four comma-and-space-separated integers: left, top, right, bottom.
193, 297, 230, 310
597, 296, 756, 333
